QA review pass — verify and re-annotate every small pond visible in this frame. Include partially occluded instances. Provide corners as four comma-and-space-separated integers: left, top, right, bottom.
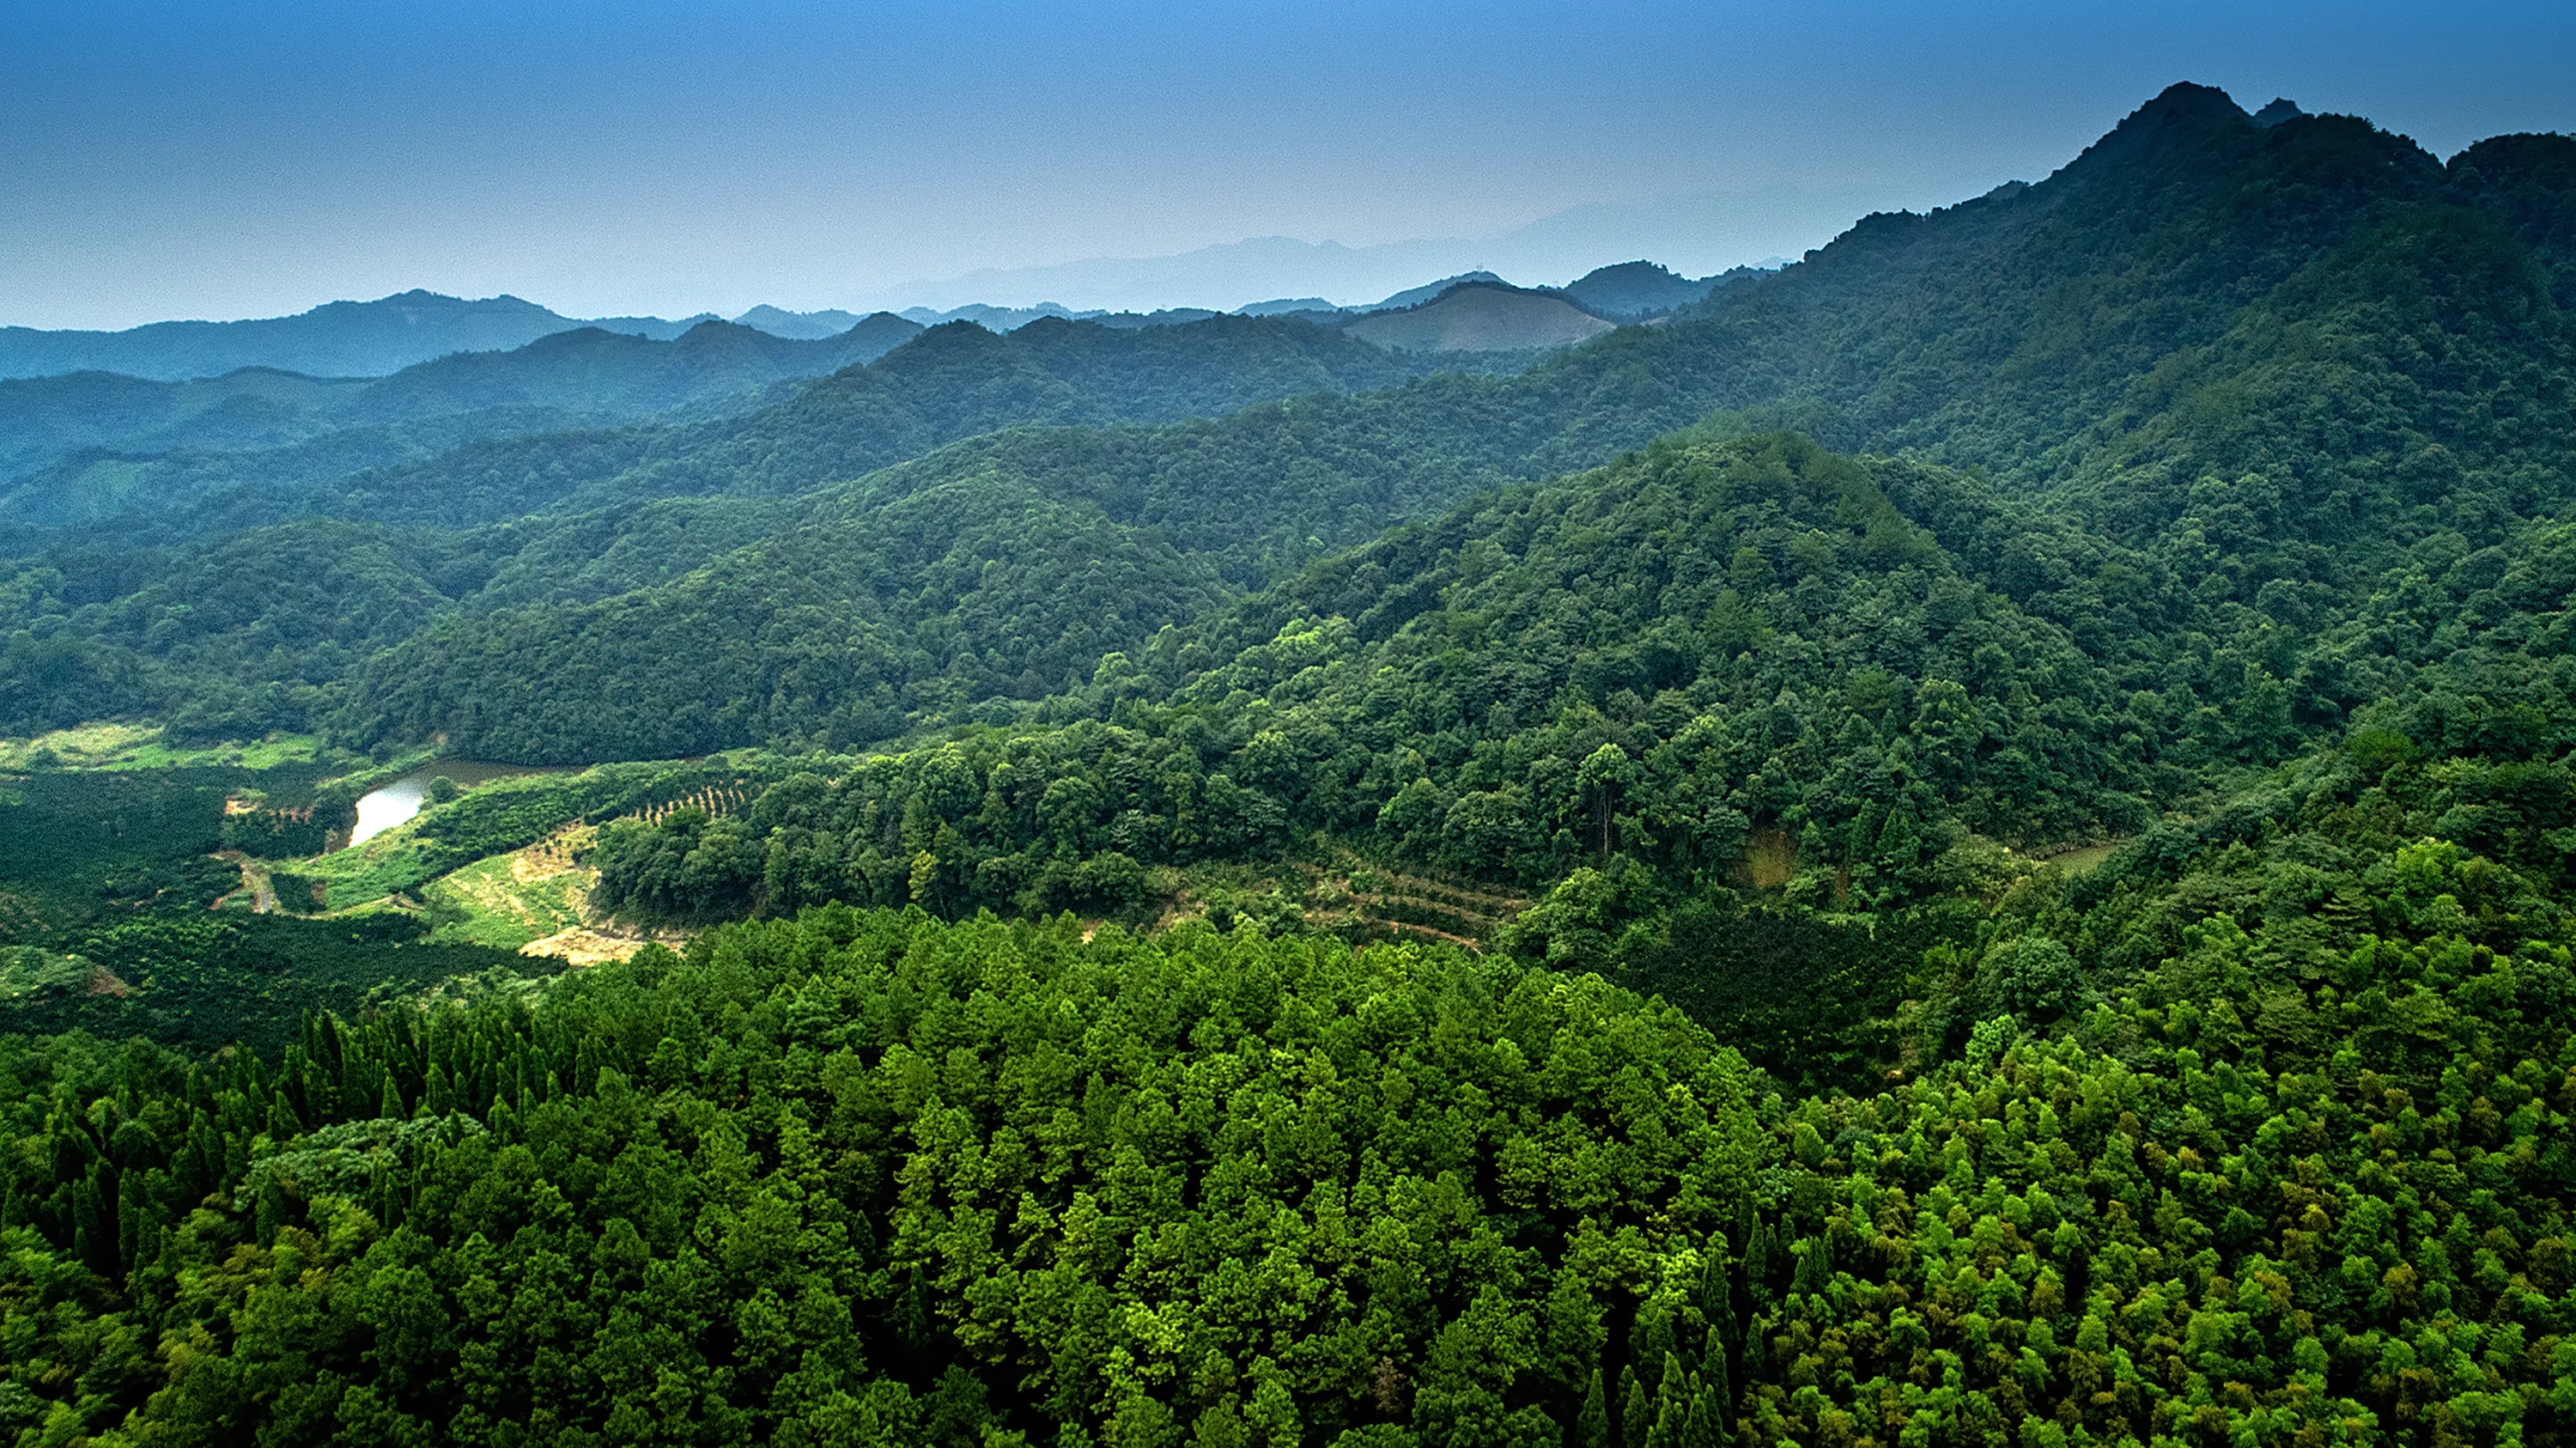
348, 762, 565, 847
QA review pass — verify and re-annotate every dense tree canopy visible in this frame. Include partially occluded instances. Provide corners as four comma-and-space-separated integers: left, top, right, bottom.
576, 435, 2139, 926
0, 913, 1768, 1446
5, 766, 2575, 1447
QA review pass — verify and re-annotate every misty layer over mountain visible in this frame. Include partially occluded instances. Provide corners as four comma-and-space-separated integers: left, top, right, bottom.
0, 257, 1756, 384
849, 181, 1965, 315
0, 253, 1764, 543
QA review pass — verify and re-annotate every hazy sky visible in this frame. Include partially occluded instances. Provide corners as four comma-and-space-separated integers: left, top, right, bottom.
4, 0, 2571, 329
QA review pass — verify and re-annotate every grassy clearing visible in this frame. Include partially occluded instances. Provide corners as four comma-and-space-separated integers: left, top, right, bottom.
421, 831, 595, 952
296, 829, 441, 910
2043, 842, 2119, 874
1153, 851, 1529, 946
306, 758, 770, 910
413, 826, 688, 965
1745, 826, 1801, 889
0, 723, 335, 771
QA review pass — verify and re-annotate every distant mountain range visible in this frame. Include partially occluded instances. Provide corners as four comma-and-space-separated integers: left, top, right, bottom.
0, 259, 1766, 386
0, 314, 924, 495
2, 258, 1765, 529
0, 292, 729, 384
849, 176, 1942, 314
0, 255, 1781, 524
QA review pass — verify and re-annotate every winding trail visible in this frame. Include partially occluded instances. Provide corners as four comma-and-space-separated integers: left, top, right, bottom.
211, 851, 280, 914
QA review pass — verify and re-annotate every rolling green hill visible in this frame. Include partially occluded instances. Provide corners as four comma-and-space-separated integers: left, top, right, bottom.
572, 432, 2141, 911
0, 317, 925, 528
284, 93, 2574, 771
0, 313, 1474, 739
0, 289, 713, 383
1340, 283, 1618, 351
12, 88, 2574, 767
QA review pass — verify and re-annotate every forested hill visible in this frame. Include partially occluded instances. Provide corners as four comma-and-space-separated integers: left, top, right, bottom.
569, 432, 2148, 908
0, 313, 1496, 742
0, 289, 713, 383
294, 83, 2576, 543
313, 88, 2576, 765
322, 382, 1733, 762
0, 316, 925, 525
1672, 85, 2576, 567
8, 82, 2576, 765
74, 312, 1449, 540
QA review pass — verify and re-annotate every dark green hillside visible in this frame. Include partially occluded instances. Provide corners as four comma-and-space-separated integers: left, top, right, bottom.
27, 87, 2574, 767
1, 915, 544, 1058
441, 491, 811, 611
325, 380, 1686, 763
2448, 131, 2576, 306
5, 800, 2574, 1446
1, 521, 480, 739
338, 478, 1236, 762
2305, 508, 2576, 757
575, 435, 2144, 919
0, 317, 1473, 738
0, 318, 922, 529
0, 368, 365, 480
1650, 92, 2576, 672
0, 407, 610, 541
0, 768, 248, 936
146, 312, 1448, 536
2059, 198, 2572, 551
1680, 87, 2461, 464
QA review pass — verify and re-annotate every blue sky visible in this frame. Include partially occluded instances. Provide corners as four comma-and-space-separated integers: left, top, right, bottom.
3, 0, 2571, 328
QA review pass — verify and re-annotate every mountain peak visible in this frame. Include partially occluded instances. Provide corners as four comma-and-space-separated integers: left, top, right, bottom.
2076, 82, 2254, 159
1341, 283, 1614, 352
1560, 261, 1722, 319
2132, 81, 2249, 125
2047, 82, 2261, 187
1364, 271, 1507, 313
1572, 260, 1680, 285
360, 289, 553, 316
